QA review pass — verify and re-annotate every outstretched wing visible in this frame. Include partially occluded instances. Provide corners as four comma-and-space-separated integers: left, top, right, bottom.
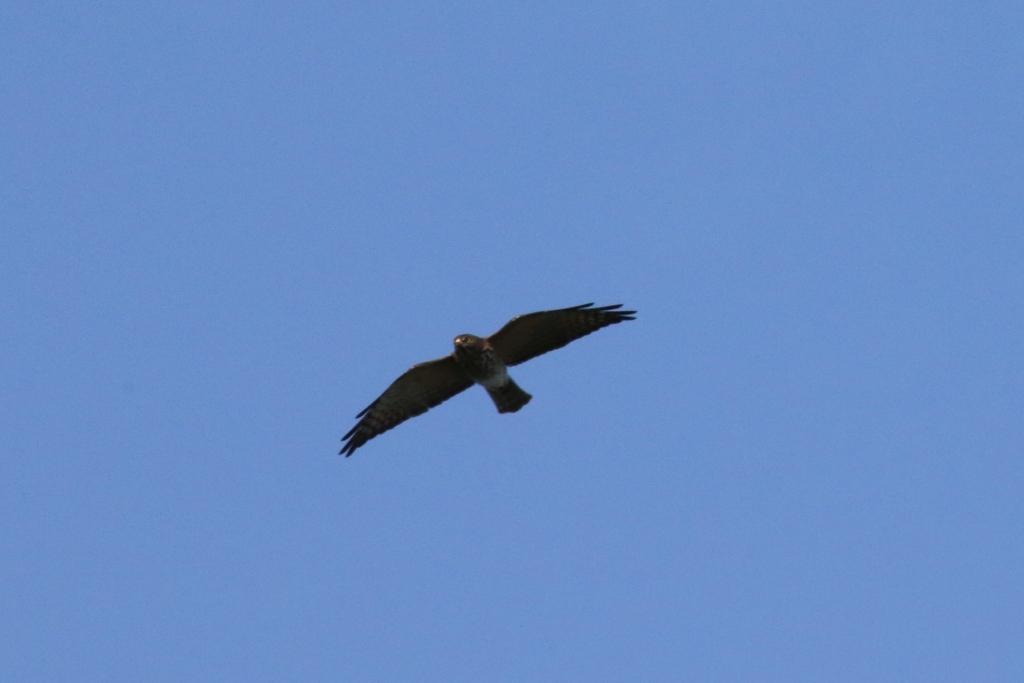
341, 356, 474, 457
487, 303, 636, 367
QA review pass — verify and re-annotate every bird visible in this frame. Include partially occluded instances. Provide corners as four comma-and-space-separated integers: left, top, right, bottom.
340, 303, 636, 456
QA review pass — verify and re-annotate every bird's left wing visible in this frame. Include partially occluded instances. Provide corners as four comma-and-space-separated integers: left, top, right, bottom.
487, 303, 636, 367
341, 356, 474, 456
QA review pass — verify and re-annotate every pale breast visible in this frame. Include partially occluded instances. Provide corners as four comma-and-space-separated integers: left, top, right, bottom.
455, 345, 508, 387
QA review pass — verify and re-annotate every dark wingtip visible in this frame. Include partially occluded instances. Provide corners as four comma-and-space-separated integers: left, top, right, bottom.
592, 303, 634, 311
594, 303, 636, 320
339, 432, 360, 457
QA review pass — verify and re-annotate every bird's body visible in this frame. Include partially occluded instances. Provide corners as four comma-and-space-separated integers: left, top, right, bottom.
452, 334, 505, 387
453, 334, 533, 414
340, 303, 635, 456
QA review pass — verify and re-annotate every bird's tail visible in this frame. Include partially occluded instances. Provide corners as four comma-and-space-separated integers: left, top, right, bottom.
487, 379, 532, 414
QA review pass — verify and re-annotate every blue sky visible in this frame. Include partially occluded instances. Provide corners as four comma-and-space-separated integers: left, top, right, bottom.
2, 2, 1022, 681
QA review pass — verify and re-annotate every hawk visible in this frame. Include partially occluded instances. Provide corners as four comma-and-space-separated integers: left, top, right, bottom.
340, 303, 636, 456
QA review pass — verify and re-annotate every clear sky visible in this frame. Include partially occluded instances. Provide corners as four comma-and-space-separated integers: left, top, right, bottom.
2, 2, 1022, 681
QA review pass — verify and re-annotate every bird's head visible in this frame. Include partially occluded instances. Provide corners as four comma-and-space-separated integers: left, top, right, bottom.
453, 334, 485, 355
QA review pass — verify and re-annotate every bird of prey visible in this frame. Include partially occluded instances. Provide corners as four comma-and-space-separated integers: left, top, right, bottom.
340, 303, 636, 456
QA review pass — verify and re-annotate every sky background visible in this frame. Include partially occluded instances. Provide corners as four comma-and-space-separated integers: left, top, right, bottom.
2, 2, 1023, 681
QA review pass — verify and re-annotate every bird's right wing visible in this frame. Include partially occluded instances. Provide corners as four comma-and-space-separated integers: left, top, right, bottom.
341, 356, 474, 456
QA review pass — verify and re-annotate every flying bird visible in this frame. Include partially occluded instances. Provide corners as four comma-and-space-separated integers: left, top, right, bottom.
340, 303, 636, 456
